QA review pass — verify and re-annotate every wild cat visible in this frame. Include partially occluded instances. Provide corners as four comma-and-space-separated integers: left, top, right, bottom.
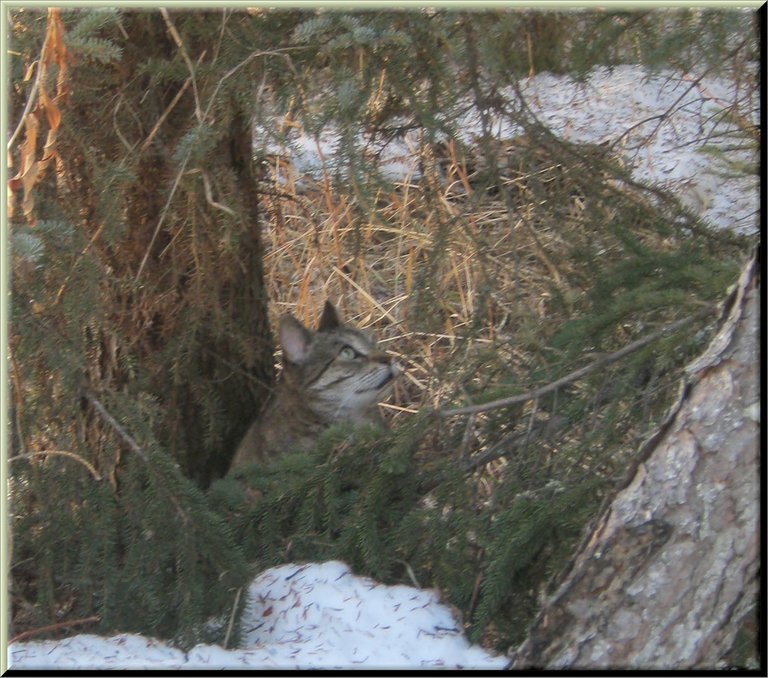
228, 301, 400, 472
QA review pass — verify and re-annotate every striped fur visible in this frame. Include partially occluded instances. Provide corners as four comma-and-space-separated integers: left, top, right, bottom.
228, 301, 400, 472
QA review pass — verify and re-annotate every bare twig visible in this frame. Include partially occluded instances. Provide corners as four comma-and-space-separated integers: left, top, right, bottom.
112, 95, 133, 152
8, 59, 43, 151
202, 171, 236, 217
55, 222, 106, 304
437, 307, 714, 418
332, 265, 405, 328
133, 46, 293, 285
461, 416, 567, 475
160, 8, 203, 123
138, 76, 193, 155
468, 571, 484, 622
9, 450, 102, 481
133, 151, 190, 285
415, 419, 567, 498
204, 47, 301, 122
223, 586, 243, 650
396, 559, 421, 589
10, 615, 101, 644
82, 391, 192, 524
9, 352, 27, 458
458, 412, 477, 459
610, 38, 750, 152
81, 391, 148, 462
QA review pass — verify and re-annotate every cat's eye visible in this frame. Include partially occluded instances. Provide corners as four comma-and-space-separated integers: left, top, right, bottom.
338, 346, 358, 360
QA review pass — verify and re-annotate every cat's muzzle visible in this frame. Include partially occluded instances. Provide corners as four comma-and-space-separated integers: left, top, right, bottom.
358, 361, 402, 393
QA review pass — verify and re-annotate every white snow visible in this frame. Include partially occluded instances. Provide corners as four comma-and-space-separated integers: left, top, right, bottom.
260, 65, 758, 236
8, 562, 509, 670
8, 63, 758, 672
513, 66, 758, 236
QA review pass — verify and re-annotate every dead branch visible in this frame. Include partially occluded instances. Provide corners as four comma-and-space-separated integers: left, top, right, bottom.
81, 391, 148, 462
8, 450, 102, 481
10, 616, 101, 644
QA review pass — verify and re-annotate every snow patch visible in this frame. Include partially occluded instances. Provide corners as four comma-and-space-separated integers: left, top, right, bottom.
261, 65, 758, 236
8, 562, 508, 670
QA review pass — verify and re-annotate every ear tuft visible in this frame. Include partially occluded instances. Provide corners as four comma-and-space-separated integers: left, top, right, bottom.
279, 314, 312, 364
318, 300, 343, 332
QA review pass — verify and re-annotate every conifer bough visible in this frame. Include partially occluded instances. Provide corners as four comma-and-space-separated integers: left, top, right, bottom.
437, 304, 717, 418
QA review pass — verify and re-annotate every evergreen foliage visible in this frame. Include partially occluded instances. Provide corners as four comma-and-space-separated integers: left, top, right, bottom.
10, 396, 250, 647
9, 7, 285, 645
8, 5, 756, 657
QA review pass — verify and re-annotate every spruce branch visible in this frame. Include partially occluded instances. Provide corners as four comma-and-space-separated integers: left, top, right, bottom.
133, 44, 295, 285
437, 306, 715, 418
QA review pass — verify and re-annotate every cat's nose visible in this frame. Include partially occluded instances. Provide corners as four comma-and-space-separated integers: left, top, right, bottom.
370, 351, 402, 375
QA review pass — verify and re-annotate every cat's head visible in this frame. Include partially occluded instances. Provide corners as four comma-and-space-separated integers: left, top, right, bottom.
278, 301, 401, 423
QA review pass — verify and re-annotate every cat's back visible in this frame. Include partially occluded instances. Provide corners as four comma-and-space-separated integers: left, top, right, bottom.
229, 387, 327, 469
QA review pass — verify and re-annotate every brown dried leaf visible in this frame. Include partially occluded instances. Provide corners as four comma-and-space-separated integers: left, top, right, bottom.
39, 87, 61, 131
7, 186, 16, 219
23, 61, 37, 82
46, 9, 70, 99
16, 110, 40, 177
7, 8, 70, 224
21, 163, 40, 219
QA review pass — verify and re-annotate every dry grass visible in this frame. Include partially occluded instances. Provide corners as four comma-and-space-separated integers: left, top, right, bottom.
252, 132, 640, 501
258, 138, 595, 421
251, 126, 735, 508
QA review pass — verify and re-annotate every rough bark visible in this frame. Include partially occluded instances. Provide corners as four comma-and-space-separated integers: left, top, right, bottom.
51, 12, 275, 486
510, 251, 760, 670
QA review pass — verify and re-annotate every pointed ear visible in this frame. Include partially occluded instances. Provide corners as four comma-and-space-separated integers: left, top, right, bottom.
279, 314, 312, 364
318, 300, 343, 332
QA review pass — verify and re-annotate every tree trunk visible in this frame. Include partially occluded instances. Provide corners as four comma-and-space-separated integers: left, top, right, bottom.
49, 11, 275, 486
510, 251, 760, 669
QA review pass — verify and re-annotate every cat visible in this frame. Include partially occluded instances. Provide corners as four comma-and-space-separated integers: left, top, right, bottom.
228, 300, 401, 472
